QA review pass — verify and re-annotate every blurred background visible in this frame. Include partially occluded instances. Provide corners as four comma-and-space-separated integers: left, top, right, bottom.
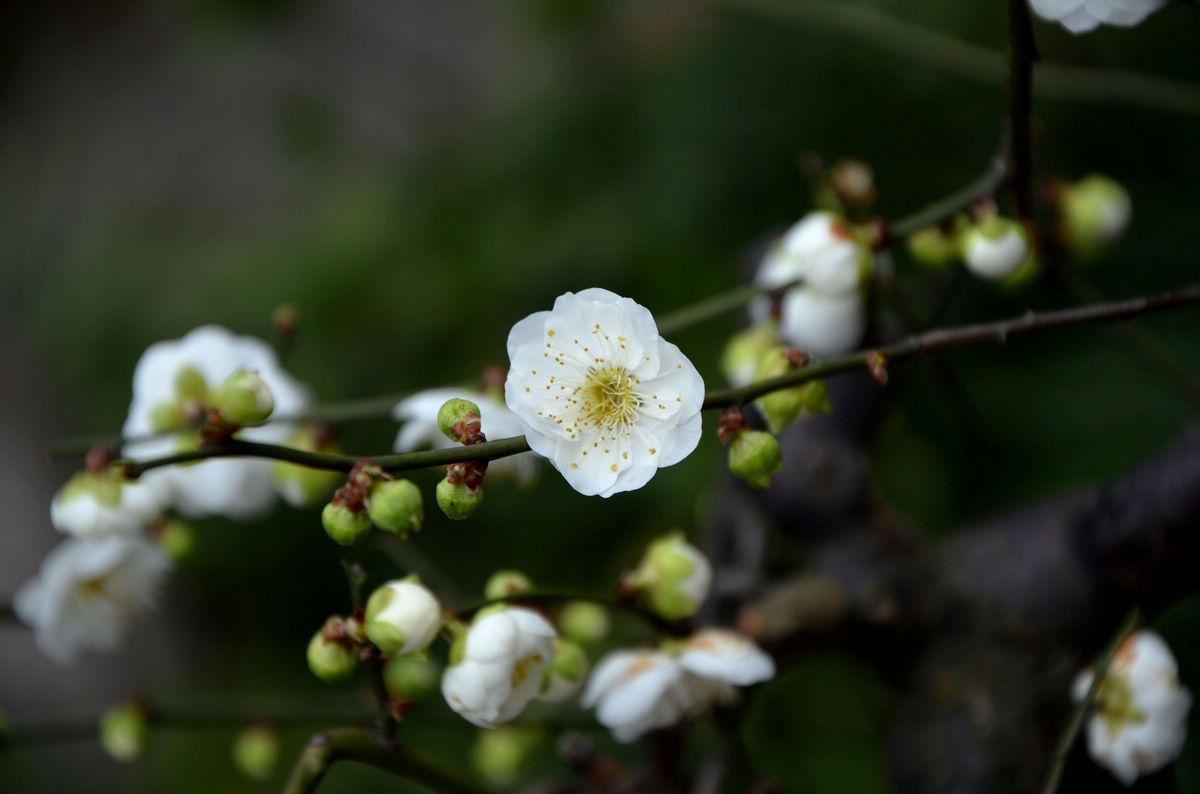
1, 0, 1198, 791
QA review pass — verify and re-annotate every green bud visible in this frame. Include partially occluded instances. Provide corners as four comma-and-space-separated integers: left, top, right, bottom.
321, 502, 372, 546
232, 724, 279, 781
436, 478, 483, 520
728, 430, 784, 489
56, 467, 123, 507
437, 398, 482, 442
306, 619, 358, 683
753, 347, 827, 433
213, 367, 274, 427
484, 570, 534, 600
626, 532, 712, 621
907, 225, 960, 268
367, 479, 424, 537
174, 366, 209, 403
721, 322, 778, 387
383, 654, 438, 700
1059, 175, 1131, 256
157, 518, 196, 563
272, 427, 344, 508
540, 638, 589, 703
99, 702, 148, 763
803, 380, 832, 414
559, 601, 610, 643
149, 401, 184, 433
471, 728, 537, 786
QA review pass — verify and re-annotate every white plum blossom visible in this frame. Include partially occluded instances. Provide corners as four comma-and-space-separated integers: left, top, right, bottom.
442, 607, 558, 728
504, 289, 705, 498
122, 325, 312, 520
393, 388, 539, 483
679, 629, 776, 686
1072, 629, 1192, 785
753, 211, 871, 356
50, 470, 164, 539
581, 649, 702, 743
583, 630, 775, 742
1030, 0, 1166, 34
14, 535, 171, 664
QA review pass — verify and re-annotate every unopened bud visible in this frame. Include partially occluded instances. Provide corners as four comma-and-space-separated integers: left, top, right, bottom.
907, 225, 961, 268
321, 502, 372, 546
307, 618, 358, 682
472, 728, 537, 786
539, 638, 588, 703
1059, 174, 1131, 256
436, 477, 483, 521
364, 578, 443, 656
232, 723, 279, 781
367, 479, 423, 538
728, 430, 783, 489
383, 654, 438, 700
721, 322, 779, 388
559, 601, 610, 644
753, 348, 828, 433
156, 518, 196, 563
437, 398, 482, 443
273, 427, 344, 508
961, 216, 1032, 281
99, 702, 148, 763
625, 532, 712, 621
213, 368, 274, 427
484, 570, 534, 600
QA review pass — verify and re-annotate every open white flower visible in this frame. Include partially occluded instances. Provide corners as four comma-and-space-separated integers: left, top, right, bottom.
50, 469, 164, 539
752, 212, 871, 356
1030, 0, 1166, 34
679, 629, 776, 686
393, 388, 539, 483
1072, 629, 1192, 785
14, 535, 171, 664
504, 289, 705, 497
442, 607, 558, 728
122, 325, 312, 519
581, 649, 701, 743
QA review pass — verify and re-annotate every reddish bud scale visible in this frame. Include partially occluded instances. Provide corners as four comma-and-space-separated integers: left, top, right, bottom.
388, 699, 413, 721
867, 350, 889, 385
717, 407, 749, 445
783, 349, 810, 369
200, 409, 238, 443
86, 445, 116, 474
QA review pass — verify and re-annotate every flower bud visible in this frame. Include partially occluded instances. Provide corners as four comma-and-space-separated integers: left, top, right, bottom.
961, 216, 1032, 281
728, 430, 783, 489
625, 532, 712, 621
212, 367, 274, 427
156, 518, 196, 563
306, 619, 358, 683
437, 398, 482, 442
367, 479, 423, 538
720, 322, 778, 388
383, 654, 438, 700
1059, 174, 1131, 256
364, 578, 443, 656
485, 570, 534, 600
471, 728, 538, 786
99, 702, 148, 763
559, 601, 610, 644
907, 225, 960, 268
436, 477, 483, 520
232, 723, 278, 781
321, 502, 371, 546
753, 348, 830, 433
539, 638, 589, 703
272, 427, 344, 508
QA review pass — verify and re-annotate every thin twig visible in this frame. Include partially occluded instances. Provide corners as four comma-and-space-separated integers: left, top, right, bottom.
1004, 0, 1038, 222
284, 726, 497, 794
1042, 609, 1140, 794
886, 158, 1007, 240
709, 0, 1200, 117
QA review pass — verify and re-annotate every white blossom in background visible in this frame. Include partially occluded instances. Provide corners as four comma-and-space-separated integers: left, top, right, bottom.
1059, 174, 1133, 254
625, 532, 712, 621
442, 608, 558, 728
1072, 629, 1192, 785
582, 630, 775, 742
581, 649, 701, 742
1030, 0, 1166, 34
504, 288, 705, 498
122, 325, 312, 520
14, 535, 171, 664
752, 211, 871, 356
393, 388, 539, 483
50, 469, 164, 539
